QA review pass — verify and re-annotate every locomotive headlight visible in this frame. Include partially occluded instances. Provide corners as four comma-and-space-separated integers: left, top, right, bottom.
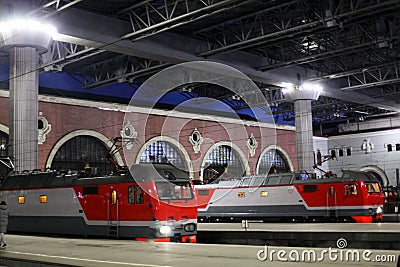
376, 207, 383, 214
159, 225, 172, 235
184, 223, 196, 232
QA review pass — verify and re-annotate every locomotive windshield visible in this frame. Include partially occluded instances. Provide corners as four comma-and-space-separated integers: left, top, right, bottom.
156, 181, 194, 200
365, 182, 381, 193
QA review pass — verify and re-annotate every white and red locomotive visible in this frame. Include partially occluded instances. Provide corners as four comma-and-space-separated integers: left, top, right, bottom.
195, 170, 384, 223
0, 163, 197, 242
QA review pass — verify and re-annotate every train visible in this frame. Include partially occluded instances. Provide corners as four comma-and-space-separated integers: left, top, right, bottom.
195, 170, 384, 223
0, 162, 197, 242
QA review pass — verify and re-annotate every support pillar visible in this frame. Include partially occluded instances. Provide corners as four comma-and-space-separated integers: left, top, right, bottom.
9, 47, 39, 171
284, 84, 322, 173
0, 19, 55, 171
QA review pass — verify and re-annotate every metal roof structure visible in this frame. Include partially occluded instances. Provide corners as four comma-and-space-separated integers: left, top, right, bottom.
1, 0, 400, 135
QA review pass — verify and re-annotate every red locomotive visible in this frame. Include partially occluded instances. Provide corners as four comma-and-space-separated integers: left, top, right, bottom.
0, 162, 197, 242
195, 170, 384, 223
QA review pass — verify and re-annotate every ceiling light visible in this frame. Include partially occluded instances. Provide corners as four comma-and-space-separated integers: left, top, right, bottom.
0, 19, 58, 39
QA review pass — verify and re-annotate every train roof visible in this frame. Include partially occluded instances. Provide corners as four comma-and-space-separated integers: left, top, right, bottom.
130, 163, 190, 182
0, 164, 190, 190
197, 170, 381, 189
0, 171, 134, 190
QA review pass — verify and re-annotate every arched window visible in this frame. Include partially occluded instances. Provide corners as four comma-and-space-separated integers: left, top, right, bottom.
0, 131, 8, 158
140, 141, 187, 171
51, 135, 115, 175
203, 145, 244, 183
258, 149, 290, 174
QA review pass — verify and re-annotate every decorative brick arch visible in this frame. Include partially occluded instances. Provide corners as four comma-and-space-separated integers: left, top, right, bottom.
359, 165, 389, 187
46, 129, 124, 168
256, 145, 294, 174
136, 136, 193, 178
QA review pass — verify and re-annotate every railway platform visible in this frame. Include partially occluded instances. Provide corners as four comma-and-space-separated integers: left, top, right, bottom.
197, 222, 400, 250
0, 234, 399, 267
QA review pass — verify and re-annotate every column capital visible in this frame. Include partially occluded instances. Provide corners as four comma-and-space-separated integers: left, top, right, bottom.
0, 19, 56, 54
283, 83, 322, 102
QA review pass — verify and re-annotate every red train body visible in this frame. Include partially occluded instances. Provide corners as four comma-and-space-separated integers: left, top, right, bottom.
195, 170, 384, 223
0, 164, 197, 242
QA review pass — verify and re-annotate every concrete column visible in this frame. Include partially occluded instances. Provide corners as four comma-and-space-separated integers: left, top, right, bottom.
0, 19, 54, 171
284, 85, 321, 173
294, 99, 314, 173
9, 47, 39, 171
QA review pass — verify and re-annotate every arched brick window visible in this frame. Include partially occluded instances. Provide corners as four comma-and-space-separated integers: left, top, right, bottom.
140, 141, 187, 171
258, 148, 291, 174
51, 135, 115, 175
203, 145, 244, 183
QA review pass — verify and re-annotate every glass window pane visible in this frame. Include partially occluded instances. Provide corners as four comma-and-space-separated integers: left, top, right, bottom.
140, 141, 187, 171
128, 186, 135, 204
51, 136, 116, 175
258, 149, 290, 175
203, 145, 243, 183
136, 186, 144, 204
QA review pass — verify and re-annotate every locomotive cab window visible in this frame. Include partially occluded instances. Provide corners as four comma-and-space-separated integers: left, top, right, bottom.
128, 186, 135, 204
136, 186, 144, 204
366, 182, 381, 193
344, 184, 358, 196
128, 186, 144, 204
156, 181, 193, 200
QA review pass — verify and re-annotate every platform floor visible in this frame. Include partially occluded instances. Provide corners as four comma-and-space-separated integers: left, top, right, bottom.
197, 222, 400, 250
0, 234, 399, 267
198, 222, 400, 233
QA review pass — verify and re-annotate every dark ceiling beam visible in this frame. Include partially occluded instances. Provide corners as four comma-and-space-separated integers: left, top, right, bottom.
29, 0, 83, 18
116, 0, 153, 14
197, 0, 400, 57
308, 59, 400, 81
340, 78, 400, 91
257, 42, 375, 71
45, 6, 400, 112
41, 41, 106, 71
48, 7, 306, 85
198, 20, 323, 57
320, 82, 400, 112
82, 62, 171, 89
192, 0, 301, 35
119, 0, 256, 41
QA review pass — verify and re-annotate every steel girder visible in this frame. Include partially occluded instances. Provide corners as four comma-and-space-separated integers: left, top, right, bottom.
117, 0, 258, 41
196, 0, 399, 57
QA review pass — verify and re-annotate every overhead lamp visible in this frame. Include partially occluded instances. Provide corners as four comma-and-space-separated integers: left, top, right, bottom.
0, 19, 57, 38
280, 82, 295, 94
0, 18, 57, 54
281, 82, 323, 101
299, 83, 323, 93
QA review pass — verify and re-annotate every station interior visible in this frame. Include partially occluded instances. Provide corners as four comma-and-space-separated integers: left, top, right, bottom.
0, 1, 400, 266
